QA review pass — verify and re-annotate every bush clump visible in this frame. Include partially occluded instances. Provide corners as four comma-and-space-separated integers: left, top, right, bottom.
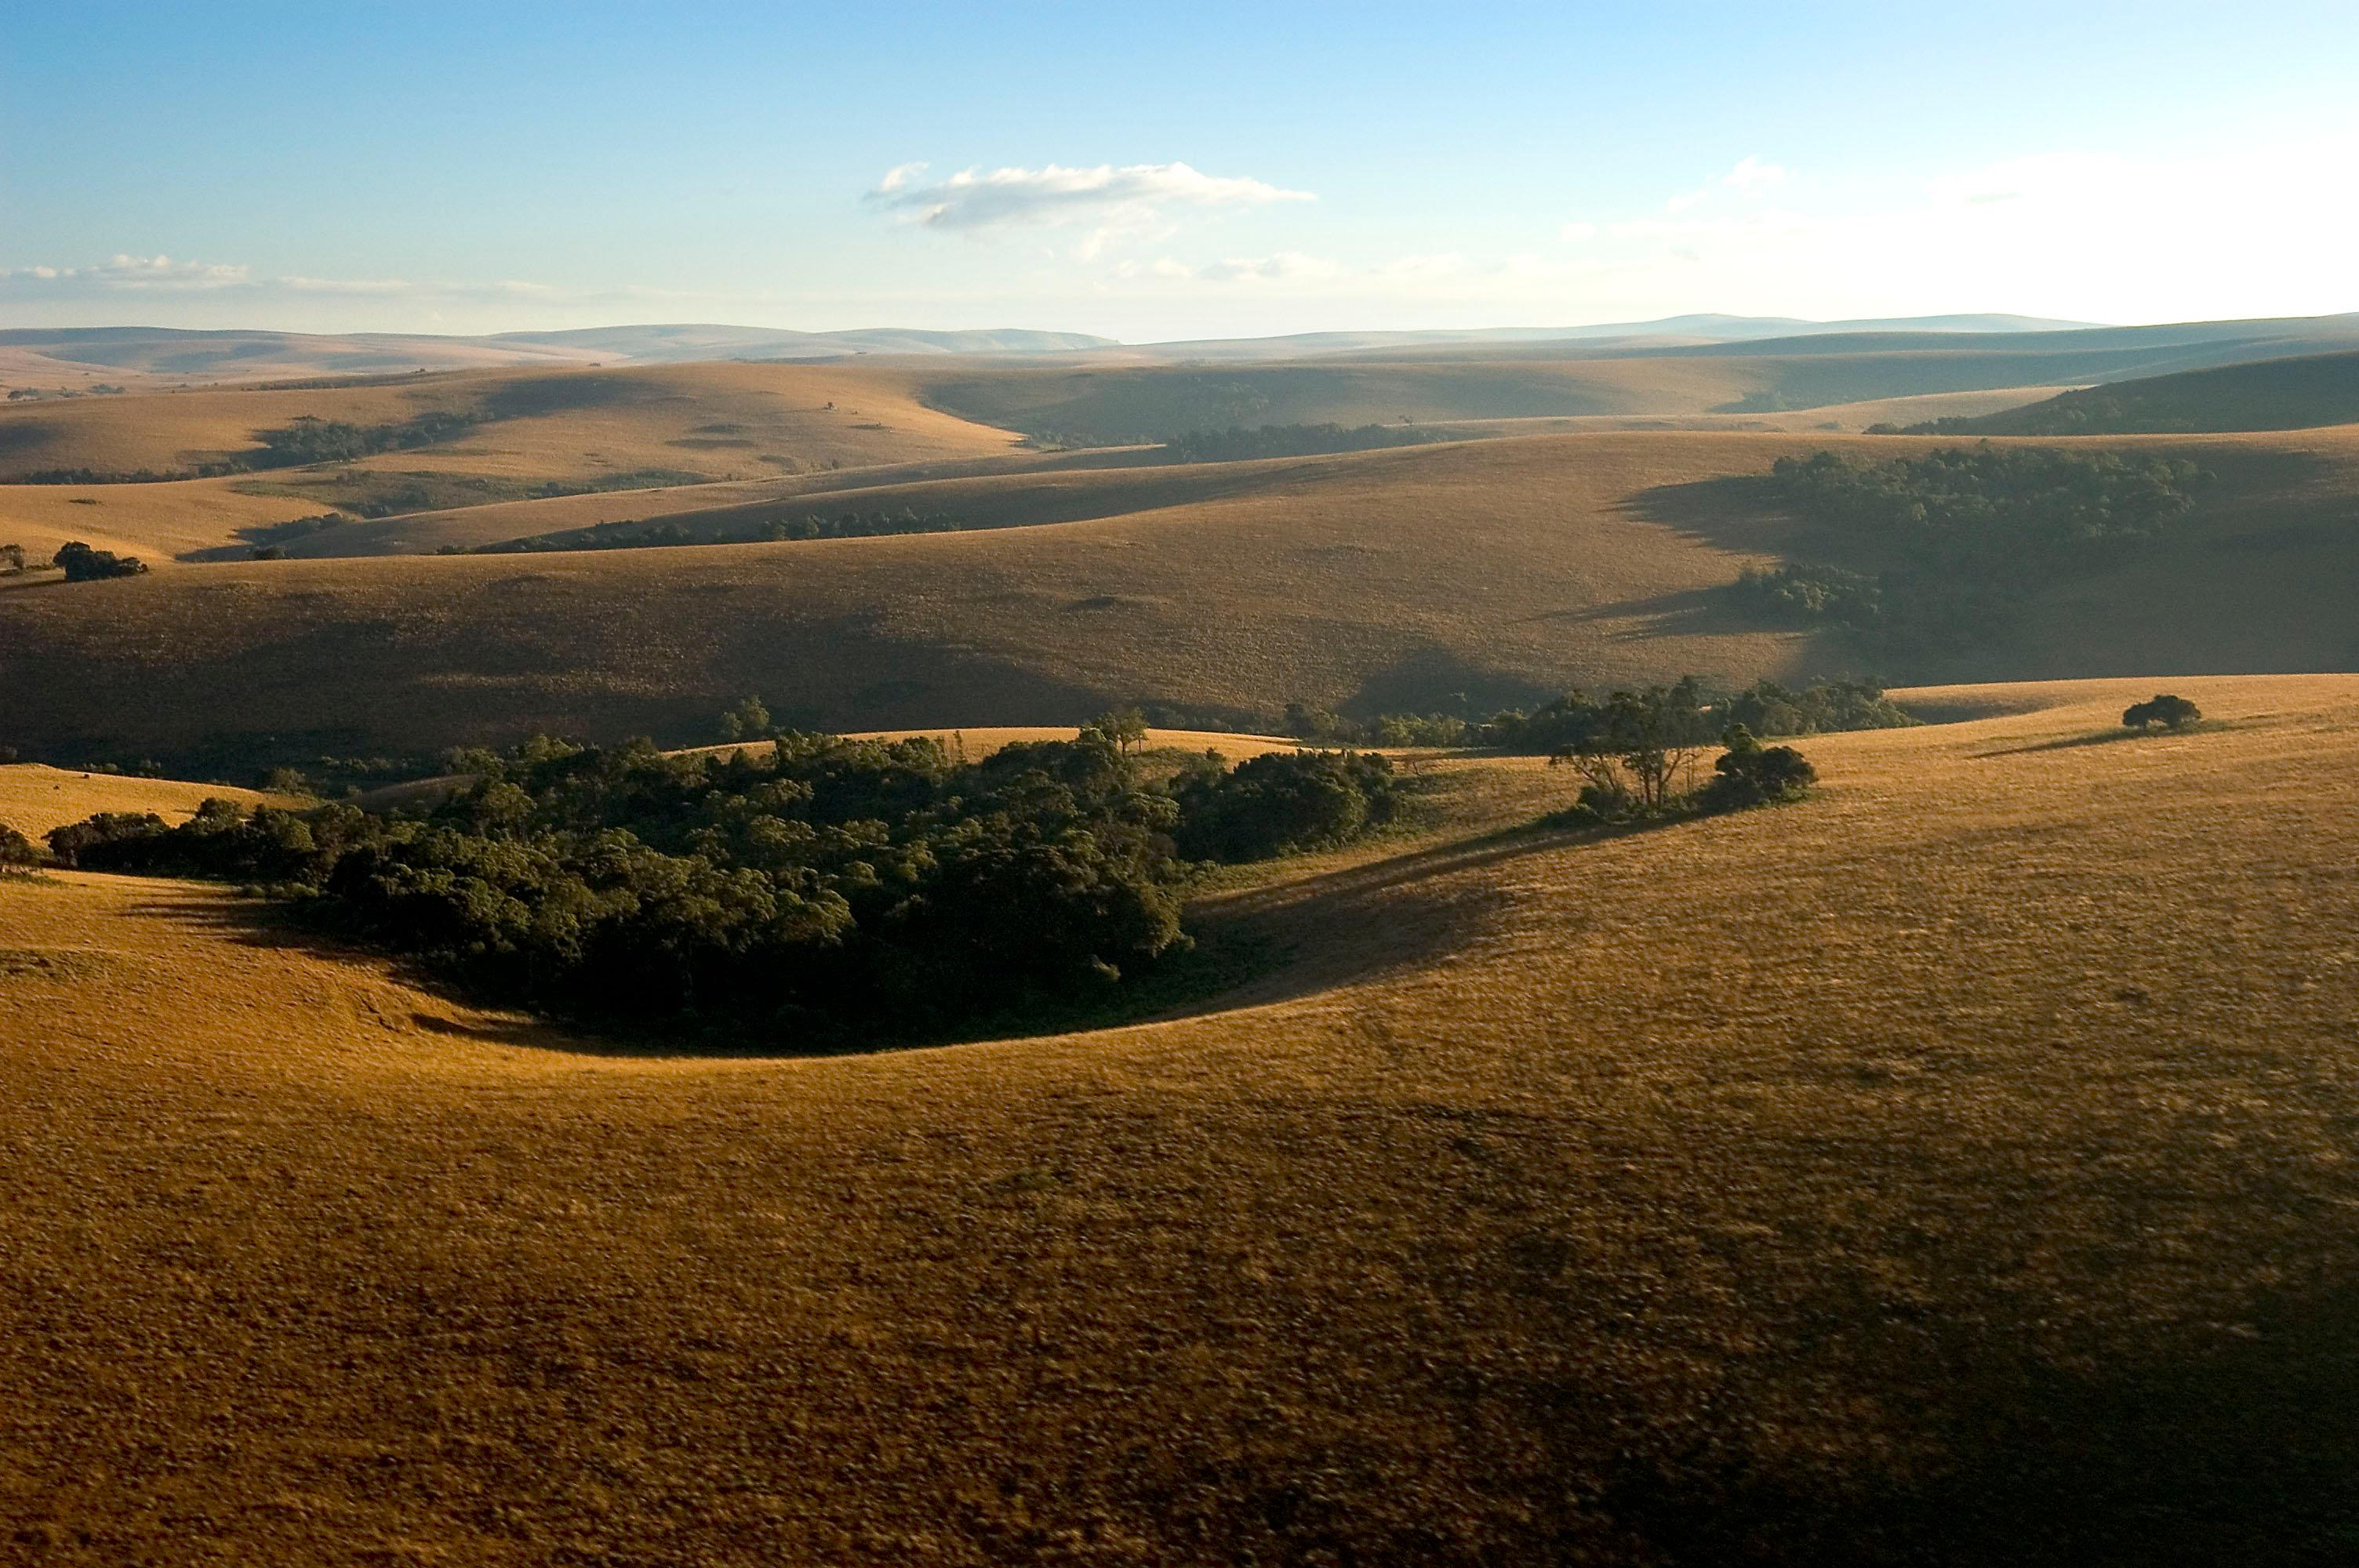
54, 540, 149, 581
0, 822, 45, 877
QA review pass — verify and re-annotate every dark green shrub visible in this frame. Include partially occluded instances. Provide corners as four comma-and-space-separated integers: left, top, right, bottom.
0, 822, 43, 875
1172, 750, 1398, 861
54, 541, 149, 581
1698, 726, 1818, 812
2123, 694, 2202, 731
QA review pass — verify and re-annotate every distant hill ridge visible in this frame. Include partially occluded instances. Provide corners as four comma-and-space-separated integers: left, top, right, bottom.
1921, 348, 2359, 435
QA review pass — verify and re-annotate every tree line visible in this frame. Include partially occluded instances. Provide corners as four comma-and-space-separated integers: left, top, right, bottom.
0, 540, 151, 581
13, 410, 482, 486
1287, 678, 1912, 751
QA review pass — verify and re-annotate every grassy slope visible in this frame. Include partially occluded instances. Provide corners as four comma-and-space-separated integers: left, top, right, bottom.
1950, 349, 2359, 435
0, 361, 1019, 485
0, 766, 286, 838
4, 673, 2357, 1563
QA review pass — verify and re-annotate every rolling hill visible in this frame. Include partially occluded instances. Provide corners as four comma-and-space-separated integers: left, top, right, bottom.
914, 315, 2359, 441
0, 323, 1118, 389
1937, 348, 2359, 435
0, 360, 1022, 487
5, 674, 2358, 1562
5, 423, 2357, 772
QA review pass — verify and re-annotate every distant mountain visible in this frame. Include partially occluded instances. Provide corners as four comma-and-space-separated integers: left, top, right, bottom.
1119, 314, 2098, 361
5, 312, 2357, 391
0, 322, 1118, 386
493, 323, 1117, 361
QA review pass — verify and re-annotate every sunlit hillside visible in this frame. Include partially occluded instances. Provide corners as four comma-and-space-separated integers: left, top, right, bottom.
5, 675, 2357, 1563
0, 360, 1020, 485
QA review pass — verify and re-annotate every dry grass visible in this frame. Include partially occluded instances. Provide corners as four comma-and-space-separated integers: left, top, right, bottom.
0, 361, 1018, 487
0, 475, 353, 564
3, 673, 2357, 1563
0, 765, 287, 839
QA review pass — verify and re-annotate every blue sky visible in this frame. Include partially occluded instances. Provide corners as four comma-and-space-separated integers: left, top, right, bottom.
5, 2, 2355, 339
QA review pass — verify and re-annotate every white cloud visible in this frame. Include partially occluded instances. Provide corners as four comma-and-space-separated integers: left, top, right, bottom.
1724, 155, 1788, 191
867, 161, 1312, 241
1195, 252, 1343, 282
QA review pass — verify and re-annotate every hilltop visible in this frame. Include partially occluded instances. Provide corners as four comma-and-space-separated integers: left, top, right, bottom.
5, 675, 2357, 1562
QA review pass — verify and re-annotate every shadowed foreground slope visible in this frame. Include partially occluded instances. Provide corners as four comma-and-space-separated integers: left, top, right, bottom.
4, 674, 2357, 1563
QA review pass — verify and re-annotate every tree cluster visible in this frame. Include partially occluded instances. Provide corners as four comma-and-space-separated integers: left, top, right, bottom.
1733, 445, 2213, 648
1487, 677, 1909, 754
1284, 704, 1468, 747
1540, 685, 1818, 824
45, 724, 1399, 1046
250, 411, 480, 468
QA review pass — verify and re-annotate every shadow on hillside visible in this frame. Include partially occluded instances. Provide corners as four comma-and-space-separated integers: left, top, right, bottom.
121, 889, 581, 1054
1974, 719, 2231, 758
1567, 1269, 2359, 1565
1340, 647, 1550, 718
1619, 474, 1802, 557
1521, 584, 1753, 640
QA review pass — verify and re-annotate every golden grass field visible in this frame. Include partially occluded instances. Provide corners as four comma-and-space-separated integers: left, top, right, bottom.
0, 766, 289, 838
4, 673, 2357, 1563
7, 413, 2359, 768
0, 361, 1020, 486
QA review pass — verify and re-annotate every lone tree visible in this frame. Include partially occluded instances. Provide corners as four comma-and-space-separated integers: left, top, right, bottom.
1085, 707, 1150, 755
2123, 694, 2202, 731
717, 695, 773, 743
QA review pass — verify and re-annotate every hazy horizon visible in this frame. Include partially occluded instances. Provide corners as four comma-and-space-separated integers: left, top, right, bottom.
9, 2, 2357, 342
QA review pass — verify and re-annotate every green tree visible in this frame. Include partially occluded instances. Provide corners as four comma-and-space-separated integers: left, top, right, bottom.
718, 695, 773, 743
1086, 707, 1150, 754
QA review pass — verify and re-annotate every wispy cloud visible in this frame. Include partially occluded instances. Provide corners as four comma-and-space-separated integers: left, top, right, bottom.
0, 258, 585, 306
5, 253, 253, 290
1135, 251, 1342, 284
867, 161, 1312, 250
